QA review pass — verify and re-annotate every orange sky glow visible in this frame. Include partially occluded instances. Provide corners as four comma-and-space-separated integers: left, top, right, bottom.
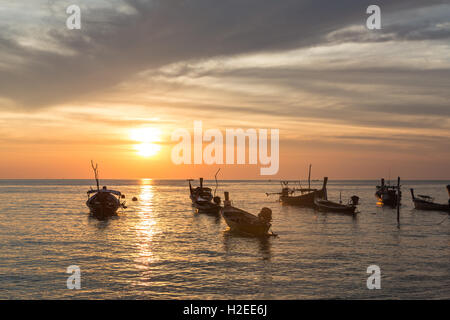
1, 2, 449, 179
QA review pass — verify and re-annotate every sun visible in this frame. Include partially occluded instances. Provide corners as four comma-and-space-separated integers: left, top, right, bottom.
134, 143, 161, 157
130, 127, 162, 157
130, 127, 162, 143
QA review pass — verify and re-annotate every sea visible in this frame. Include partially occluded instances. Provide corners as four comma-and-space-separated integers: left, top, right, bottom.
0, 179, 449, 299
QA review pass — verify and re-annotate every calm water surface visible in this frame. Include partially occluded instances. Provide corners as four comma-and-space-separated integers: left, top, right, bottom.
0, 179, 449, 299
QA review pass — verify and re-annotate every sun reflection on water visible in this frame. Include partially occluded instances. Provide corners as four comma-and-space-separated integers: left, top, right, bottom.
134, 179, 158, 270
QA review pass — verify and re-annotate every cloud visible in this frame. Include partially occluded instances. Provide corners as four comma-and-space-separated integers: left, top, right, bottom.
0, 0, 448, 109
327, 3, 450, 43
96, 50, 449, 132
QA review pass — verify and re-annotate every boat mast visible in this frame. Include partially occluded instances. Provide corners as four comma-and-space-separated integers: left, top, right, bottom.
410, 188, 416, 201
308, 164, 311, 190
91, 160, 100, 191
214, 168, 221, 197
187, 179, 193, 194
322, 177, 328, 200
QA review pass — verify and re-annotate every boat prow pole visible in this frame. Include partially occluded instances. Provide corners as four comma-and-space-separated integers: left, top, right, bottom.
224, 191, 231, 207
322, 177, 328, 200
188, 180, 193, 194
308, 164, 311, 190
90, 160, 100, 191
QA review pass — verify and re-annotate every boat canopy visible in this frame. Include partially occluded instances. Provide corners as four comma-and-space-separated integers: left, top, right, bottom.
87, 189, 121, 196
194, 187, 212, 191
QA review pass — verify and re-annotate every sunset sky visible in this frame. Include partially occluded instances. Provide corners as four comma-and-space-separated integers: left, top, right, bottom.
0, 0, 449, 179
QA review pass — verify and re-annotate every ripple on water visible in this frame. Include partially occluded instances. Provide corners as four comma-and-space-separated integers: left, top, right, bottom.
0, 179, 449, 299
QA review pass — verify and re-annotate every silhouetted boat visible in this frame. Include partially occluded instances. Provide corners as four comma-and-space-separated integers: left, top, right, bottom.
87, 187, 124, 220
375, 178, 401, 207
86, 161, 125, 220
314, 196, 358, 215
189, 178, 221, 214
279, 177, 328, 207
266, 165, 328, 207
221, 192, 274, 236
410, 186, 450, 213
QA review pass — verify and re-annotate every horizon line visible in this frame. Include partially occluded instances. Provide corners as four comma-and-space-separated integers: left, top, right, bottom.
1, 178, 450, 181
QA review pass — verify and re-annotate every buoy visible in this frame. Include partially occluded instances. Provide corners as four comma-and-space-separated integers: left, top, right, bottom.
132, 197, 138, 201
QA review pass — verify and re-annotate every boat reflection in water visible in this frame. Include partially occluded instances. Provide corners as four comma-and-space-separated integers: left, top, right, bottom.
222, 230, 274, 298
222, 230, 273, 261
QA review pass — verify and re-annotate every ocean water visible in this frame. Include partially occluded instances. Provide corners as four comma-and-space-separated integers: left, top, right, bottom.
0, 179, 449, 300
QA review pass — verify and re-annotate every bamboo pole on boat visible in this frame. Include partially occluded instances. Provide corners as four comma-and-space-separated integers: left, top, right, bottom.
91, 160, 100, 191
224, 191, 231, 207
214, 168, 221, 197
322, 177, 328, 200
308, 164, 311, 190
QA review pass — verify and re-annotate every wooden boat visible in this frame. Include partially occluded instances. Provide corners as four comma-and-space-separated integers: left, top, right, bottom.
87, 187, 124, 220
86, 161, 125, 220
189, 178, 221, 214
266, 165, 328, 207
375, 178, 401, 207
221, 192, 273, 236
314, 196, 357, 215
410, 186, 450, 212
279, 177, 328, 207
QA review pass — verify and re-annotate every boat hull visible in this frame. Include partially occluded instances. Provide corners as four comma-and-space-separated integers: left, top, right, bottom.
375, 191, 399, 207
413, 200, 450, 212
189, 179, 220, 214
221, 206, 271, 236
314, 199, 356, 214
280, 188, 326, 207
86, 193, 120, 220
192, 200, 221, 214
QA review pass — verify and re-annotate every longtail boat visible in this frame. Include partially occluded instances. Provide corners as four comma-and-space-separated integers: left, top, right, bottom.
86, 161, 125, 220
189, 177, 221, 214
375, 178, 401, 207
266, 165, 328, 208
221, 192, 274, 236
279, 177, 328, 207
87, 187, 124, 220
410, 186, 450, 213
314, 195, 358, 215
